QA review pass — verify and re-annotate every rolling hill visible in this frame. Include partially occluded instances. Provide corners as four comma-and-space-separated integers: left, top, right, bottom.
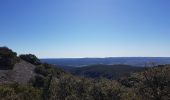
69, 64, 144, 79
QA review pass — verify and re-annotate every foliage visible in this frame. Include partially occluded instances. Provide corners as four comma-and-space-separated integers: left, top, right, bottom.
137, 65, 170, 100
0, 47, 18, 69
32, 63, 63, 100
70, 64, 144, 79
19, 54, 41, 65
119, 77, 140, 88
0, 83, 42, 100
119, 65, 170, 100
31, 75, 48, 88
49, 75, 123, 100
32, 63, 57, 88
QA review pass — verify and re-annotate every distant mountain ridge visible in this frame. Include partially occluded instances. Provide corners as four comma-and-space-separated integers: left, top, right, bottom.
41, 57, 170, 68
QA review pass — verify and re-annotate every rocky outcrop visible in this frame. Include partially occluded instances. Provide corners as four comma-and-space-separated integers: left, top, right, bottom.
0, 60, 36, 84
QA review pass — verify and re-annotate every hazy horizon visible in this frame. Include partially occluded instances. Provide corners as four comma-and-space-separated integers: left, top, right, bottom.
41, 57, 170, 59
1, 0, 170, 58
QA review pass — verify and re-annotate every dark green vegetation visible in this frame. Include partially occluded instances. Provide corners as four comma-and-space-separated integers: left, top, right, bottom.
49, 64, 170, 100
0, 47, 18, 69
0, 83, 42, 100
20, 54, 41, 65
0, 47, 170, 100
70, 64, 144, 79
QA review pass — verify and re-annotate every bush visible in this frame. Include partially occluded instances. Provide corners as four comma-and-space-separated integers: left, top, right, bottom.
120, 65, 170, 100
20, 54, 41, 65
35, 66, 49, 77
49, 75, 123, 100
119, 77, 140, 88
0, 47, 18, 69
31, 75, 47, 88
138, 66, 170, 100
0, 84, 42, 100
34, 64, 55, 77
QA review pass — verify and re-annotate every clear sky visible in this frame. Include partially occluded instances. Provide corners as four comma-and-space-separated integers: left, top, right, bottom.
0, 0, 170, 58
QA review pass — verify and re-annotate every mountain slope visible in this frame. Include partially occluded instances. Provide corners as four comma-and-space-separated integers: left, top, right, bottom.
0, 47, 170, 100
70, 64, 144, 79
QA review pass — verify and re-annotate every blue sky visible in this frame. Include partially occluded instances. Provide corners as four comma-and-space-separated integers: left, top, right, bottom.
0, 0, 170, 58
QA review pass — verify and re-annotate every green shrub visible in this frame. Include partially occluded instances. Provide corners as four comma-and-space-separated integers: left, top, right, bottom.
34, 64, 54, 77
31, 75, 47, 88
49, 75, 123, 100
138, 66, 170, 100
20, 54, 41, 65
0, 47, 18, 69
0, 84, 42, 100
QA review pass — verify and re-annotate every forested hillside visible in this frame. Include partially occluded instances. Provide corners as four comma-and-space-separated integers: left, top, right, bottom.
0, 47, 170, 100
70, 64, 144, 79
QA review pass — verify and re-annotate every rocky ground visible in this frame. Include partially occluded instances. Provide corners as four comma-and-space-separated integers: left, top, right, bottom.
0, 60, 36, 84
